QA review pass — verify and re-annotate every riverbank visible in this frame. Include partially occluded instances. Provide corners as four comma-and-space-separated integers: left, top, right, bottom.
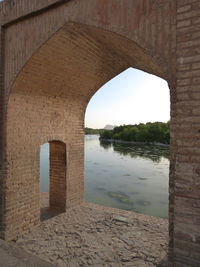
100, 138, 169, 147
14, 193, 168, 266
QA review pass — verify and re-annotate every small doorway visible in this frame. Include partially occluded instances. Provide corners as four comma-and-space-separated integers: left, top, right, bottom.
40, 141, 67, 221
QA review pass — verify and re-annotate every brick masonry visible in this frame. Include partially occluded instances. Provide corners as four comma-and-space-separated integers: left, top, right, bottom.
49, 141, 66, 211
169, 1, 200, 266
0, 0, 199, 265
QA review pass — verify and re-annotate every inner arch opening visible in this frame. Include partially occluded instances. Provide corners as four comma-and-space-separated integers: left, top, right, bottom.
85, 67, 170, 218
40, 140, 67, 221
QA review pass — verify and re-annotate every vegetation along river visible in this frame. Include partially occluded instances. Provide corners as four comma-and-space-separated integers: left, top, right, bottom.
40, 135, 169, 219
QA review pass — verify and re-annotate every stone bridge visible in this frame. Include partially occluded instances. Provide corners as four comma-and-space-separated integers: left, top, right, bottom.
0, 0, 199, 265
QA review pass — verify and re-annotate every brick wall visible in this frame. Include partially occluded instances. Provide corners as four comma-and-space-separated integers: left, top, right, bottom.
0, 25, 8, 240
4, 91, 84, 240
168, 0, 200, 265
49, 141, 66, 211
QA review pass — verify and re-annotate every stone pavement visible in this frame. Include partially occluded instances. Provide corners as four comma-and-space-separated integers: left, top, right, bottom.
13, 193, 168, 267
0, 238, 54, 267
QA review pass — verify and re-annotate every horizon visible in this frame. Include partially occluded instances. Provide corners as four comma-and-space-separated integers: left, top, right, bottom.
85, 121, 170, 130
85, 68, 170, 129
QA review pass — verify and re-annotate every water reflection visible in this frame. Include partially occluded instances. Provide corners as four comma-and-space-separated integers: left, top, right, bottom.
85, 135, 169, 218
40, 135, 169, 219
99, 141, 112, 150
100, 140, 169, 163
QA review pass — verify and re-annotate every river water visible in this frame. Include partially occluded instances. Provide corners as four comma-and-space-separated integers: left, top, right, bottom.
40, 135, 169, 219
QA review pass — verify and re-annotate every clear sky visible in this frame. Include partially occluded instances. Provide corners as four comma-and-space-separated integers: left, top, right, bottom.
85, 68, 170, 129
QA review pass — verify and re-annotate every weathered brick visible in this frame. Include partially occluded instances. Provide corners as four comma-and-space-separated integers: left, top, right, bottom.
178, 0, 199, 6
0, 0, 200, 266
192, 62, 200, 69
177, 38, 200, 49
177, 19, 191, 28
177, 5, 191, 14
192, 76, 200, 84
177, 10, 200, 21
192, 31, 200, 39
177, 78, 191, 86
178, 54, 200, 64
177, 69, 200, 79
192, 16, 200, 25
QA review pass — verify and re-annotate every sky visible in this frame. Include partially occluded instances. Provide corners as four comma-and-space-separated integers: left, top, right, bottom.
85, 68, 170, 129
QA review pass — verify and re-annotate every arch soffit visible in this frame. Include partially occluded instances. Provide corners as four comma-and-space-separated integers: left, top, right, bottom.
8, 22, 167, 105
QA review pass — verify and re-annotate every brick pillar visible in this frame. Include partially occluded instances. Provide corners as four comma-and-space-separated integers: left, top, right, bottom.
49, 141, 66, 211
0, 27, 6, 240
171, 1, 200, 265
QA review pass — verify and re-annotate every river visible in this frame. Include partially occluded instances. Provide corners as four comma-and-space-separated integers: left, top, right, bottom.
40, 135, 169, 219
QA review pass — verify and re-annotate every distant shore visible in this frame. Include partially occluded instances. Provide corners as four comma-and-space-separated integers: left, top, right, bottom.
99, 138, 170, 147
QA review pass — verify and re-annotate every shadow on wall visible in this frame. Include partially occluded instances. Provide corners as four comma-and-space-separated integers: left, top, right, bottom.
40, 193, 61, 222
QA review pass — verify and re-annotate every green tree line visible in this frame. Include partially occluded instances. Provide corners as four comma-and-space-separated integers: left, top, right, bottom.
99, 122, 170, 144
85, 127, 104, 135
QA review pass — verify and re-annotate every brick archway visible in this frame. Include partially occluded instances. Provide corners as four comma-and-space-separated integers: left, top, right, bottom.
0, 0, 199, 265
4, 21, 168, 242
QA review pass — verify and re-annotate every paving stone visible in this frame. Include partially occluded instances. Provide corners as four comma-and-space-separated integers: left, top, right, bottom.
13, 193, 168, 266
